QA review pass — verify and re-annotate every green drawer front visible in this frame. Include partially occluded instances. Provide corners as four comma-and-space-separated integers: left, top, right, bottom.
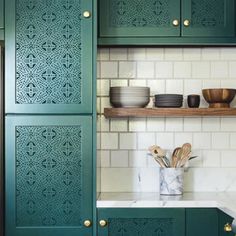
5, 0, 93, 114
6, 115, 93, 236
97, 208, 185, 236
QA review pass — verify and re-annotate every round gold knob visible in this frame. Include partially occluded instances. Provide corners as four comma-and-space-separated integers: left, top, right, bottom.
184, 19, 190, 27
99, 220, 107, 227
84, 220, 92, 227
224, 223, 232, 232
172, 19, 179, 26
83, 11, 91, 18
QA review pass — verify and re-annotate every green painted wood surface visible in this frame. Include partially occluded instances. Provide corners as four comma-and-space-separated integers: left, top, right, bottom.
218, 210, 234, 236
5, 115, 93, 236
100, 0, 180, 37
182, 0, 235, 37
0, 0, 3, 29
186, 208, 218, 236
5, 0, 93, 114
97, 208, 185, 236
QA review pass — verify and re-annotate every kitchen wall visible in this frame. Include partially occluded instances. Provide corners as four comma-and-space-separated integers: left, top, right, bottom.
97, 47, 236, 193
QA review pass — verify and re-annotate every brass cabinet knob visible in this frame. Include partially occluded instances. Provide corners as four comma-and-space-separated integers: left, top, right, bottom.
224, 223, 233, 232
84, 220, 92, 227
172, 19, 179, 26
83, 11, 91, 18
183, 19, 190, 26
99, 220, 107, 227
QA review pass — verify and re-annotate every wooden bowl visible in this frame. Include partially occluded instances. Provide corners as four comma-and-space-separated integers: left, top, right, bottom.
202, 89, 236, 108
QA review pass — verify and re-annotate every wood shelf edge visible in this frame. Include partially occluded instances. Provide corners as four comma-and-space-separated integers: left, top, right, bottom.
104, 108, 236, 118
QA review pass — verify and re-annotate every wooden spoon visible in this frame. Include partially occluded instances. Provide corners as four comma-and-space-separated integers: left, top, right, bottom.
171, 147, 181, 167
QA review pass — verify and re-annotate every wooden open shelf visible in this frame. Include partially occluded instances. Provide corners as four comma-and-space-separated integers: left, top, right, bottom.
104, 108, 236, 118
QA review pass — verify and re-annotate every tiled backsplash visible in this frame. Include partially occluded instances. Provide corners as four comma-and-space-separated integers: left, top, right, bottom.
97, 47, 236, 193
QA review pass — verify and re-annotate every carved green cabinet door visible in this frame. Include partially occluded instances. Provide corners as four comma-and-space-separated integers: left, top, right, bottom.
5, 0, 93, 114
97, 208, 185, 236
6, 116, 93, 236
182, 0, 235, 37
100, 0, 180, 37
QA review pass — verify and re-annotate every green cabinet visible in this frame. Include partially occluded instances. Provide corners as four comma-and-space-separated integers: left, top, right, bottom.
5, 115, 93, 236
0, 0, 3, 29
99, 0, 236, 45
219, 211, 235, 236
5, 0, 93, 114
97, 208, 185, 236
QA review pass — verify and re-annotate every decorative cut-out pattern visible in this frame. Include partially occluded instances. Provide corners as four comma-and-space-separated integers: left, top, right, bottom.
16, 0, 82, 104
109, 218, 173, 235
192, 0, 224, 27
16, 126, 82, 226
110, 0, 170, 27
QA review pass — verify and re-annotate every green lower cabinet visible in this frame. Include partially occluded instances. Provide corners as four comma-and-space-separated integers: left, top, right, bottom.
5, 115, 94, 236
97, 208, 185, 236
186, 208, 219, 236
219, 210, 235, 236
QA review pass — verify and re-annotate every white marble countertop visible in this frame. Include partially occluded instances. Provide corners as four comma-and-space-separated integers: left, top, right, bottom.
97, 192, 236, 219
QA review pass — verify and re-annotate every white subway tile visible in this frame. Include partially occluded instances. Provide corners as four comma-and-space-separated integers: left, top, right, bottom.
128, 48, 146, 60
129, 118, 146, 132
97, 133, 101, 149
138, 133, 156, 150
98, 48, 109, 61
97, 62, 101, 78
174, 133, 193, 147
147, 118, 165, 131
188, 150, 202, 167
156, 62, 173, 78
211, 62, 228, 79
221, 118, 236, 131
165, 118, 183, 131
221, 151, 236, 167
202, 48, 220, 60
129, 80, 147, 87
129, 151, 147, 167
97, 150, 101, 167
183, 48, 201, 61
110, 79, 128, 87
202, 150, 221, 167
184, 118, 202, 131
101, 115, 109, 132
100, 150, 110, 167
97, 97, 101, 113
192, 62, 210, 78
101, 97, 111, 112
164, 48, 183, 61
119, 61, 136, 78
97, 115, 101, 132
101, 133, 118, 150
202, 118, 220, 131
111, 150, 129, 167
156, 133, 174, 149
101, 61, 118, 78
202, 80, 221, 89
110, 48, 128, 60
174, 62, 191, 78
110, 119, 128, 132
97, 79, 101, 96
147, 80, 165, 95
120, 133, 137, 149
146, 48, 164, 60
220, 80, 236, 89
184, 80, 202, 96
212, 133, 230, 150
229, 62, 236, 79
230, 133, 236, 149
100, 80, 110, 96
166, 80, 184, 94
193, 133, 212, 149
221, 48, 236, 60
137, 62, 155, 78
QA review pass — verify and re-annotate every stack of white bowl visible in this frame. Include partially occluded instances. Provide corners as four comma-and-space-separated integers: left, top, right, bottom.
110, 87, 150, 108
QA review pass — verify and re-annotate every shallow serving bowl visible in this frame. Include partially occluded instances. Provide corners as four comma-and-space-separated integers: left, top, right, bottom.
202, 88, 236, 108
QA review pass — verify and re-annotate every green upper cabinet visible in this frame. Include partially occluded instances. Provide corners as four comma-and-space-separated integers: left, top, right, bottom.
182, 0, 235, 37
5, 115, 93, 236
5, 0, 93, 114
0, 0, 3, 29
100, 0, 181, 37
97, 208, 185, 236
99, 0, 236, 45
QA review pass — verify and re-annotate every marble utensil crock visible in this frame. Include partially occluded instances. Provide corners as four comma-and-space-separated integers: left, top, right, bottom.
160, 168, 184, 195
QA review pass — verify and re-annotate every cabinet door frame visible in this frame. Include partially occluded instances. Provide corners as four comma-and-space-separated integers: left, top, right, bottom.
5, 115, 93, 236
100, 0, 181, 37
5, 0, 93, 114
0, 0, 3, 29
97, 208, 185, 236
182, 0, 235, 37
